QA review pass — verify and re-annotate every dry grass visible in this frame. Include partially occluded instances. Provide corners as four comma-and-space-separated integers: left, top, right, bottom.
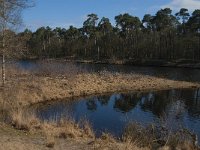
41, 118, 94, 140
0, 63, 200, 150
11, 109, 41, 131
4, 104, 199, 150
91, 132, 150, 150
122, 122, 199, 150
1, 109, 200, 150
8, 108, 95, 148
123, 123, 156, 148
0, 64, 199, 107
0, 107, 93, 149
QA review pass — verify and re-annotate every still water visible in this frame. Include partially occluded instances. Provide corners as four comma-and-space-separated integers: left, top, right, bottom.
16, 60, 200, 82
34, 88, 200, 142
14, 60, 200, 142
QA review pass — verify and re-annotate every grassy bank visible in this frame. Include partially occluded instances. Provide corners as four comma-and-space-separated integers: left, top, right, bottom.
0, 63, 199, 107
0, 117, 199, 150
0, 63, 200, 149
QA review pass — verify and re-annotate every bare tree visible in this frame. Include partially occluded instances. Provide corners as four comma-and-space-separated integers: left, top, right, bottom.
0, 0, 33, 86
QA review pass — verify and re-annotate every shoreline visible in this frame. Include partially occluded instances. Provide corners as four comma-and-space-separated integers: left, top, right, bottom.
1, 72, 199, 106
30, 87, 198, 108
75, 59, 200, 69
17, 58, 200, 69
13, 58, 200, 69
1, 70, 200, 150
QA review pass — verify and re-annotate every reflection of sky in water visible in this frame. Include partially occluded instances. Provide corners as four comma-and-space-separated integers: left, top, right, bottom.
35, 88, 200, 142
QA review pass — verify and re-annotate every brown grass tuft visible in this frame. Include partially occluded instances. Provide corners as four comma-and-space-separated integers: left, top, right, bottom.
41, 117, 94, 140
123, 123, 155, 148
122, 122, 199, 150
79, 119, 95, 138
45, 132, 55, 148
11, 109, 41, 131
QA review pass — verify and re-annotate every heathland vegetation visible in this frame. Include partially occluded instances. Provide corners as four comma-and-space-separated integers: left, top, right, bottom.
1, 1, 200, 149
0, 62, 200, 150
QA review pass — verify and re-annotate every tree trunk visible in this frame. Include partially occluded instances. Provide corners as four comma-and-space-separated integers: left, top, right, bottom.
2, 54, 5, 86
2, 25, 5, 86
199, 34, 200, 60
97, 46, 100, 60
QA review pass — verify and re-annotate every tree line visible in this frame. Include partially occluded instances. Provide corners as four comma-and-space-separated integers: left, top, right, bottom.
21, 8, 200, 61
4, 8, 200, 62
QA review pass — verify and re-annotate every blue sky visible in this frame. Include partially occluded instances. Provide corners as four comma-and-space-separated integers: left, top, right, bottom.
22, 0, 200, 31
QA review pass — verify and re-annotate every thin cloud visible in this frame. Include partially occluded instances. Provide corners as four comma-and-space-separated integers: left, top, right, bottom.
162, 0, 200, 11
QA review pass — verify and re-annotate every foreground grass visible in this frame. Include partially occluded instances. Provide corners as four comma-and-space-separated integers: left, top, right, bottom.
0, 119, 199, 150
0, 63, 200, 150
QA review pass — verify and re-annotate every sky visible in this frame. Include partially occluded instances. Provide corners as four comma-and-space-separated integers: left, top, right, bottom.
21, 0, 200, 31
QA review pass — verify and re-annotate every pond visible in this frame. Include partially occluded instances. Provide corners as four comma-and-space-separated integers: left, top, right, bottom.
34, 88, 200, 143
15, 60, 200, 82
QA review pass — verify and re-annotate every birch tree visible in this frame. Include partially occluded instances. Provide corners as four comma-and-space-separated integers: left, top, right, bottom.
0, 0, 32, 86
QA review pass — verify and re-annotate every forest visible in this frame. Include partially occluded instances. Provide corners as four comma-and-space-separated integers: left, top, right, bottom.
16, 8, 200, 61
1, 1, 200, 149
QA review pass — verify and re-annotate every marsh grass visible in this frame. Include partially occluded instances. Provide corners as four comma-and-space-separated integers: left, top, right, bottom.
1, 96, 200, 150
78, 118, 95, 138
123, 123, 156, 148
1, 61, 199, 107
5, 107, 96, 149
10, 108, 41, 131
0, 61, 200, 149
5, 102, 199, 150
122, 122, 199, 150
9, 107, 94, 139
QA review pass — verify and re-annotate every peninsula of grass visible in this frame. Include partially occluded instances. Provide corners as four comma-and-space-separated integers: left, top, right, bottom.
0, 63, 200, 150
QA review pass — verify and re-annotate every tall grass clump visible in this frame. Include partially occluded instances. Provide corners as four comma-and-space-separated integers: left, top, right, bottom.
41, 117, 94, 140
122, 122, 199, 150
11, 108, 41, 131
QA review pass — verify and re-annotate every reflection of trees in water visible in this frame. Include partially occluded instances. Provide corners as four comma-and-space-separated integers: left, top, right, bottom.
84, 89, 200, 118
98, 95, 110, 106
166, 89, 200, 118
36, 100, 77, 121
86, 95, 111, 111
180, 88, 200, 117
139, 89, 200, 118
139, 91, 172, 117
85, 93, 142, 113
86, 99, 97, 111
114, 93, 139, 113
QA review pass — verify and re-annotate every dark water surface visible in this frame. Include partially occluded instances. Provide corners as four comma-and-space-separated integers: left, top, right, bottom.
34, 89, 200, 142
15, 60, 200, 82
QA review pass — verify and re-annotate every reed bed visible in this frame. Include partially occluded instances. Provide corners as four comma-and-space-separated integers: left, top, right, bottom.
0, 62, 200, 149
